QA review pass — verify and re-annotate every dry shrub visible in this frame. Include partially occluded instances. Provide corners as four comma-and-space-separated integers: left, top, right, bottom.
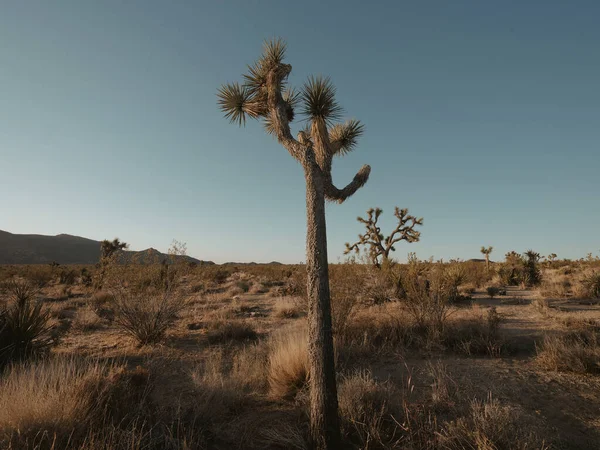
113, 290, 186, 345
446, 307, 505, 357
580, 271, 600, 299
338, 303, 413, 359
538, 273, 571, 299
536, 330, 600, 374
439, 395, 546, 450
268, 326, 309, 399
272, 296, 304, 319
73, 306, 103, 332
428, 361, 457, 412
206, 319, 258, 344
532, 297, 551, 316
402, 270, 452, 341
338, 370, 401, 448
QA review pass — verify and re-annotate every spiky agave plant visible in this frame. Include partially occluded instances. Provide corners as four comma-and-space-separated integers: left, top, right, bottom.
218, 39, 370, 449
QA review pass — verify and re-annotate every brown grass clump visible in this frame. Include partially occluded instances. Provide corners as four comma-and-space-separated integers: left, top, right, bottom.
113, 290, 186, 345
206, 319, 258, 344
439, 394, 547, 450
73, 306, 104, 332
536, 330, 600, 374
338, 370, 401, 448
272, 296, 304, 319
268, 326, 309, 399
446, 307, 505, 357
0, 357, 153, 449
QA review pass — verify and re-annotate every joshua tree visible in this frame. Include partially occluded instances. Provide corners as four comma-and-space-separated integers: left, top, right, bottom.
100, 238, 128, 260
96, 238, 128, 290
344, 207, 423, 268
217, 39, 370, 449
480, 246, 493, 271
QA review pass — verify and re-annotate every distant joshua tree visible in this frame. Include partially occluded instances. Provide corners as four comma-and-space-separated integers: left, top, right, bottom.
480, 246, 493, 271
100, 238, 128, 260
217, 39, 370, 449
345, 207, 423, 268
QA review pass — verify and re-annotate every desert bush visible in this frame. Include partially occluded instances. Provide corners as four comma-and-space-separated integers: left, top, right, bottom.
0, 280, 53, 366
439, 394, 545, 450
486, 286, 500, 299
338, 370, 401, 448
337, 304, 413, 358
403, 270, 452, 341
446, 307, 504, 357
113, 290, 185, 345
73, 307, 103, 332
580, 271, 600, 299
536, 330, 600, 374
539, 274, 571, 299
235, 280, 251, 293
206, 320, 258, 344
268, 327, 309, 399
272, 296, 304, 319
59, 268, 77, 285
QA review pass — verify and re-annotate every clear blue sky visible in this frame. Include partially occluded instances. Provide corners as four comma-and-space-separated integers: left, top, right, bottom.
1, 1, 599, 263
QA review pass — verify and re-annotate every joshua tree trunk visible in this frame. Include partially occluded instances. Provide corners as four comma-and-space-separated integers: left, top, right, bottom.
485, 254, 489, 271
305, 163, 341, 449
218, 40, 371, 449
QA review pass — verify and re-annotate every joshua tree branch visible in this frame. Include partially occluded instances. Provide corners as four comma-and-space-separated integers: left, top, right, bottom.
265, 68, 306, 162
323, 164, 371, 203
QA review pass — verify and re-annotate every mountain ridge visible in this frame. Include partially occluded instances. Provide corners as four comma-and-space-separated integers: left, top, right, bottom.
0, 230, 214, 265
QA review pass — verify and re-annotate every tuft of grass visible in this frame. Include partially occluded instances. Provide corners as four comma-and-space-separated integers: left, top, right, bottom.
338, 369, 401, 448
536, 330, 600, 374
206, 320, 258, 344
272, 296, 304, 319
113, 290, 185, 345
268, 327, 309, 399
439, 394, 547, 450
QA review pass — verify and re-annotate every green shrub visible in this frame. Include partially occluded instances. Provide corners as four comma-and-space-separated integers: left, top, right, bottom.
0, 280, 53, 366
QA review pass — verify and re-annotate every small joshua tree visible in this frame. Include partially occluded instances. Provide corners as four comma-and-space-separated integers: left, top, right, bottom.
100, 238, 128, 260
96, 238, 128, 290
480, 246, 493, 271
218, 39, 370, 449
344, 207, 422, 268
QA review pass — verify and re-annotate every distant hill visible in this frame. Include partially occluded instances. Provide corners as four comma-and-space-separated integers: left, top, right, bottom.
0, 230, 214, 265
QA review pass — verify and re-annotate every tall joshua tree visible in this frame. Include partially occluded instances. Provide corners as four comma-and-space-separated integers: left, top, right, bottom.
217, 39, 370, 449
480, 246, 493, 271
345, 207, 423, 268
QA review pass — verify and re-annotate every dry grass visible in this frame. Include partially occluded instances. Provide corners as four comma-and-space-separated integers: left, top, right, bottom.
439, 394, 547, 450
536, 330, 600, 374
272, 296, 304, 319
268, 326, 309, 399
206, 319, 258, 344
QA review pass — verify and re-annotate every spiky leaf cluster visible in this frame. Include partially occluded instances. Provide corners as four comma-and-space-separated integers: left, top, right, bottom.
217, 38, 365, 160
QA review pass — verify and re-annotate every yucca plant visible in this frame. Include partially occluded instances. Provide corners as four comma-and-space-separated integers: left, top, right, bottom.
0, 280, 53, 366
218, 39, 371, 449
581, 271, 600, 299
